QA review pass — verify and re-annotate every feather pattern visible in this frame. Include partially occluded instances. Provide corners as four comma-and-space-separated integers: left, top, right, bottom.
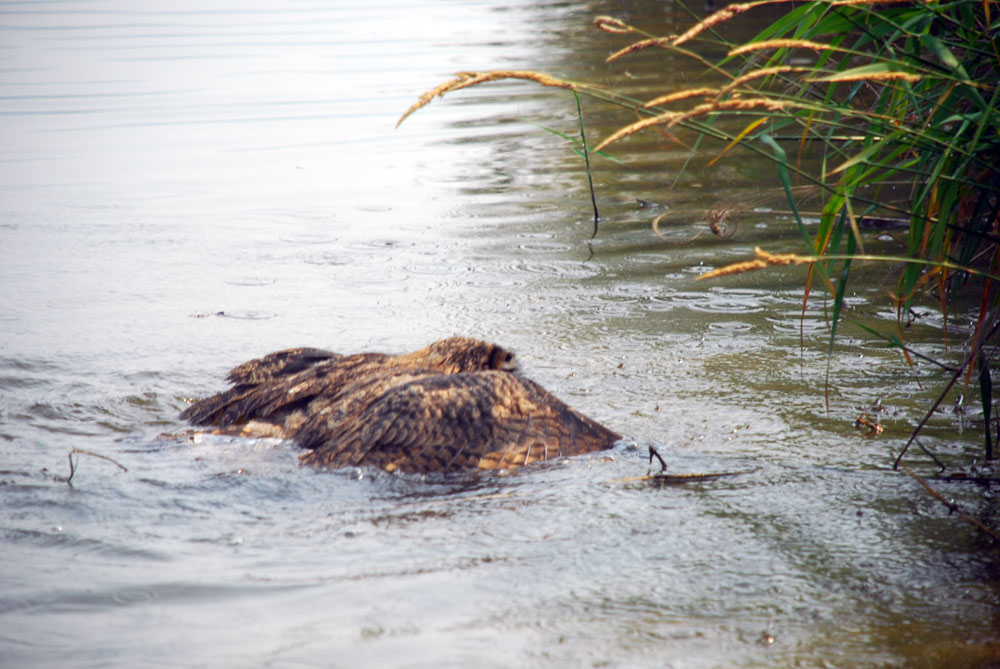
181, 337, 619, 473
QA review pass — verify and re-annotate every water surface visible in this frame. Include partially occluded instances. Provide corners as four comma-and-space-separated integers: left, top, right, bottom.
1, 1, 998, 667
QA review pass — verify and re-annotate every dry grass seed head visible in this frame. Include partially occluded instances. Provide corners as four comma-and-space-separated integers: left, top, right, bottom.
397, 70, 575, 128
596, 96, 787, 151
593, 16, 633, 34
714, 97, 787, 112
607, 38, 673, 63
672, 2, 756, 46
593, 112, 682, 152
452, 70, 575, 90
811, 71, 922, 84
397, 74, 472, 128
644, 87, 720, 108
697, 246, 814, 280
729, 39, 834, 56
667, 97, 787, 127
698, 258, 771, 279
674, 0, 834, 47
722, 66, 807, 94
671, 0, 900, 48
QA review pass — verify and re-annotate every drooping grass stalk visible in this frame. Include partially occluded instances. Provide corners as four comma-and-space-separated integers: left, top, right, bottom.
696, 247, 1000, 285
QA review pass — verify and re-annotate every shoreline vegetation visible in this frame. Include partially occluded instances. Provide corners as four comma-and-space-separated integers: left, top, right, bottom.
398, 0, 999, 543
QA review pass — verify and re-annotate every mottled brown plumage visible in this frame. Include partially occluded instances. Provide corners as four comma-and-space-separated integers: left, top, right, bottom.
181, 337, 514, 428
298, 371, 620, 473
181, 337, 620, 473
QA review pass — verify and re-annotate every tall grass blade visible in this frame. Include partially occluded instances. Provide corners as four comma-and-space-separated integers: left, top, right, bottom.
979, 348, 994, 460
573, 90, 600, 233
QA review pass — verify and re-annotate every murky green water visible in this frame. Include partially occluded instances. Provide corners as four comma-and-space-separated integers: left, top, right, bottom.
1, 1, 997, 667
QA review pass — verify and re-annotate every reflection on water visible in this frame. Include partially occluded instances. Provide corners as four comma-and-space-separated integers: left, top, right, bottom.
1, 1, 998, 667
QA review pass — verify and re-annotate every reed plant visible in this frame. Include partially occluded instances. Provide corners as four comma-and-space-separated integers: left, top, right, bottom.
399, 0, 999, 532
595, 0, 999, 479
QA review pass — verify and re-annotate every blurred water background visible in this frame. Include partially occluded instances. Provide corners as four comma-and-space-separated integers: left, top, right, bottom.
1, 1, 997, 666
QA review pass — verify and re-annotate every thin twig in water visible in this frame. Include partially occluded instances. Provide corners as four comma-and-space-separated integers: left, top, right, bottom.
900, 464, 1000, 543
894, 314, 1000, 469
913, 438, 948, 471
648, 445, 668, 472
613, 470, 755, 484
65, 452, 77, 484
64, 448, 129, 485
893, 341, 960, 373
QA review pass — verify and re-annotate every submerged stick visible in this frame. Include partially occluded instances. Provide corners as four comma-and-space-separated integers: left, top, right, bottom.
648, 445, 668, 472
901, 464, 1000, 543
65, 452, 77, 485
607, 445, 753, 484
64, 448, 129, 485
613, 470, 754, 484
893, 314, 1000, 469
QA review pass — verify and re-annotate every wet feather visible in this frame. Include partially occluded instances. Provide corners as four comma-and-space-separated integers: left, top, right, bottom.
181, 337, 620, 474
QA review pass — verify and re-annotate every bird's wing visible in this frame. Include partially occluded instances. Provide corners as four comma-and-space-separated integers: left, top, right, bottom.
225, 347, 341, 385
182, 351, 373, 426
290, 370, 445, 451
298, 372, 620, 473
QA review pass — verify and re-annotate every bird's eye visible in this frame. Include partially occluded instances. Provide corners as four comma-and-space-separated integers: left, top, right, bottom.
490, 347, 513, 370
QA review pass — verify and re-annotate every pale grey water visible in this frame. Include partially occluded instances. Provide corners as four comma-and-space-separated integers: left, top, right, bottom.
1, 1, 998, 667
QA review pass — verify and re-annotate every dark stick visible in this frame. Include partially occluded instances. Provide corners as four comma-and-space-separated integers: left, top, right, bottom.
66, 452, 78, 485
894, 314, 1000, 469
901, 464, 1000, 543
913, 438, 947, 471
648, 445, 668, 472
63, 448, 129, 485
979, 348, 994, 461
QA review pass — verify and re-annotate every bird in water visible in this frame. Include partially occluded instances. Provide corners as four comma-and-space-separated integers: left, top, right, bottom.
181, 337, 620, 474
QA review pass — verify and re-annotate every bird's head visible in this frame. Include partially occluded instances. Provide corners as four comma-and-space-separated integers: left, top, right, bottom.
420, 337, 517, 373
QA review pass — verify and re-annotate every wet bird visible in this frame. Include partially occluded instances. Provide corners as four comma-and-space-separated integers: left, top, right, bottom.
181, 337, 620, 473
